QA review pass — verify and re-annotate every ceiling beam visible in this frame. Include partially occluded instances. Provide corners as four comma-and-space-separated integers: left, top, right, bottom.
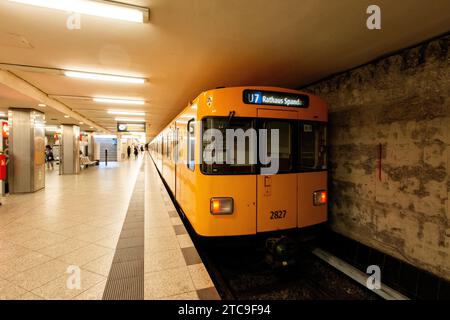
0, 69, 111, 133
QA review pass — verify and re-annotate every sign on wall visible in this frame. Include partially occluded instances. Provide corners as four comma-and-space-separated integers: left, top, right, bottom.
117, 123, 146, 133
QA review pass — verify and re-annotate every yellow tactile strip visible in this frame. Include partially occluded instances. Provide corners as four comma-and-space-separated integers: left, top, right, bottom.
103, 166, 145, 300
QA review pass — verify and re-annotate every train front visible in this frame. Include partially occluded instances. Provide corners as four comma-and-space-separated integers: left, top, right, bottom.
193, 87, 328, 238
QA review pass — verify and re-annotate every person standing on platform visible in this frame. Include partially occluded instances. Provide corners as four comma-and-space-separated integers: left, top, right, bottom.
134, 146, 139, 159
45, 145, 55, 170
127, 145, 131, 159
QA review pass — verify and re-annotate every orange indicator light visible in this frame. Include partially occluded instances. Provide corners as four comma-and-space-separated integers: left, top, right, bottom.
313, 190, 327, 206
212, 200, 221, 213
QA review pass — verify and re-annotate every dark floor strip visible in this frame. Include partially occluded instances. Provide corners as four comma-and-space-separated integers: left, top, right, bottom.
103, 165, 145, 300
196, 287, 221, 300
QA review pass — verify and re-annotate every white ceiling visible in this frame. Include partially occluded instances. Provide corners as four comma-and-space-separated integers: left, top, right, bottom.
0, 82, 64, 124
0, 0, 449, 137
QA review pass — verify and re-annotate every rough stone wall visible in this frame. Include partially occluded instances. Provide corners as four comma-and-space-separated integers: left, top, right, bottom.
304, 34, 450, 281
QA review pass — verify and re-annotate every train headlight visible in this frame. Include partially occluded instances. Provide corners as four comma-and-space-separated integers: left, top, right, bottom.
210, 197, 234, 215
313, 190, 327, 206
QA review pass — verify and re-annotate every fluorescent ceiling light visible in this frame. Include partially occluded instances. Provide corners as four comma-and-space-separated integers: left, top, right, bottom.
95, 134, 117, 138
38, 103, 46, 107
115, 118, 145, 122
117, 123, 144, 127
9, 0, 149, 23
79, 122, 84, 125
180, 114, 195, 119
64, 115, 70, 118
94, 98, 145, 105
107, 110, 145, 116
65, 71, 145, 84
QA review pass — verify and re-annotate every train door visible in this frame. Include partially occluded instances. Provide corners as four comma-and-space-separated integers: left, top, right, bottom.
175, 122, 185, 205
256, 109, 298, 233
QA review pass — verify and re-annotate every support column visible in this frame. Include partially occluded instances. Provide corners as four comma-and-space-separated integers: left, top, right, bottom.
117, 134, 124, 162
8, 108, 45, 194
87, 132, 95, 161
60, 124, 80, 175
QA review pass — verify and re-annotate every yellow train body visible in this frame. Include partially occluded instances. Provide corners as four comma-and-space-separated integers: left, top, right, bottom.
150, 86, 328, 237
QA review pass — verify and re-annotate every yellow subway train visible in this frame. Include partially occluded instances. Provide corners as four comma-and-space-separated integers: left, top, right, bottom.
150, 86, 328, 237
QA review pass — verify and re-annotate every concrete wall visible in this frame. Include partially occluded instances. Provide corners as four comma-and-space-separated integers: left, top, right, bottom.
304, 34, 450, 281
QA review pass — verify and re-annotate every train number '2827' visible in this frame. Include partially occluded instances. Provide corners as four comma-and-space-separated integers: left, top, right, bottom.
270, 210, 287, 220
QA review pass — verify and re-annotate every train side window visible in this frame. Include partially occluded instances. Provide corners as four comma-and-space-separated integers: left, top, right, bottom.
166, 134, 169, 158
174, 127, 179, 163
167, 132, 171, 160
187, 120, 195, 171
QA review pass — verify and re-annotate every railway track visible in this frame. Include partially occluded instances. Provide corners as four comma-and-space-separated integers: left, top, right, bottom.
196, 241, 382, 300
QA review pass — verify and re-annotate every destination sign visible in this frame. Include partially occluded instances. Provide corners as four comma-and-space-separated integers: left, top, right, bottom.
243, 90, 309, 108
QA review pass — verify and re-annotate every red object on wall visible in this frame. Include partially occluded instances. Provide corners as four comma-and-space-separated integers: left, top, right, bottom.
0, 154, 6, 180
2, 121, 9, 138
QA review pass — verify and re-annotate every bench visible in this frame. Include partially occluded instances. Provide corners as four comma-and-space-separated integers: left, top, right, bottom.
80, 156, 97, 169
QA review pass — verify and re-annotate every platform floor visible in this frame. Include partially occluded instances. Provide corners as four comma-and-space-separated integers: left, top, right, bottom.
0, 155, 219, 300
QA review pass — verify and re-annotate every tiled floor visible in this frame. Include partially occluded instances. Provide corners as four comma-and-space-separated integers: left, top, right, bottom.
0, 159, 141, 300
0, 155, 219, 300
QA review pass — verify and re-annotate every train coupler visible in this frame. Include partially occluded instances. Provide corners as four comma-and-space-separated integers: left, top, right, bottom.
265, 236, 298, 268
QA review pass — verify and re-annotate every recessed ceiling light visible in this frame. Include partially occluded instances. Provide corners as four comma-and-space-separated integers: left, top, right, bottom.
107, 110, 145, 116
94, 98, 145, 105
79, 122, 84, 125
90, 126, 93, 129
115, 118, 145, 122
64, 115, 70, 118
65, 71, 145, 84
9, 0, 149, 23
38, 103, 46, 107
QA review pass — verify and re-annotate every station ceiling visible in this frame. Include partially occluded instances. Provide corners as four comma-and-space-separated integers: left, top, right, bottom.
0, 0, 449, 137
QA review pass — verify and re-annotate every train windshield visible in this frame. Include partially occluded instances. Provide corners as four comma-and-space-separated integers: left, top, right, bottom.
201, 118, 257, 174
298, 122, 327, 170
260, 120, 293, 173
201, 117, 327, 174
